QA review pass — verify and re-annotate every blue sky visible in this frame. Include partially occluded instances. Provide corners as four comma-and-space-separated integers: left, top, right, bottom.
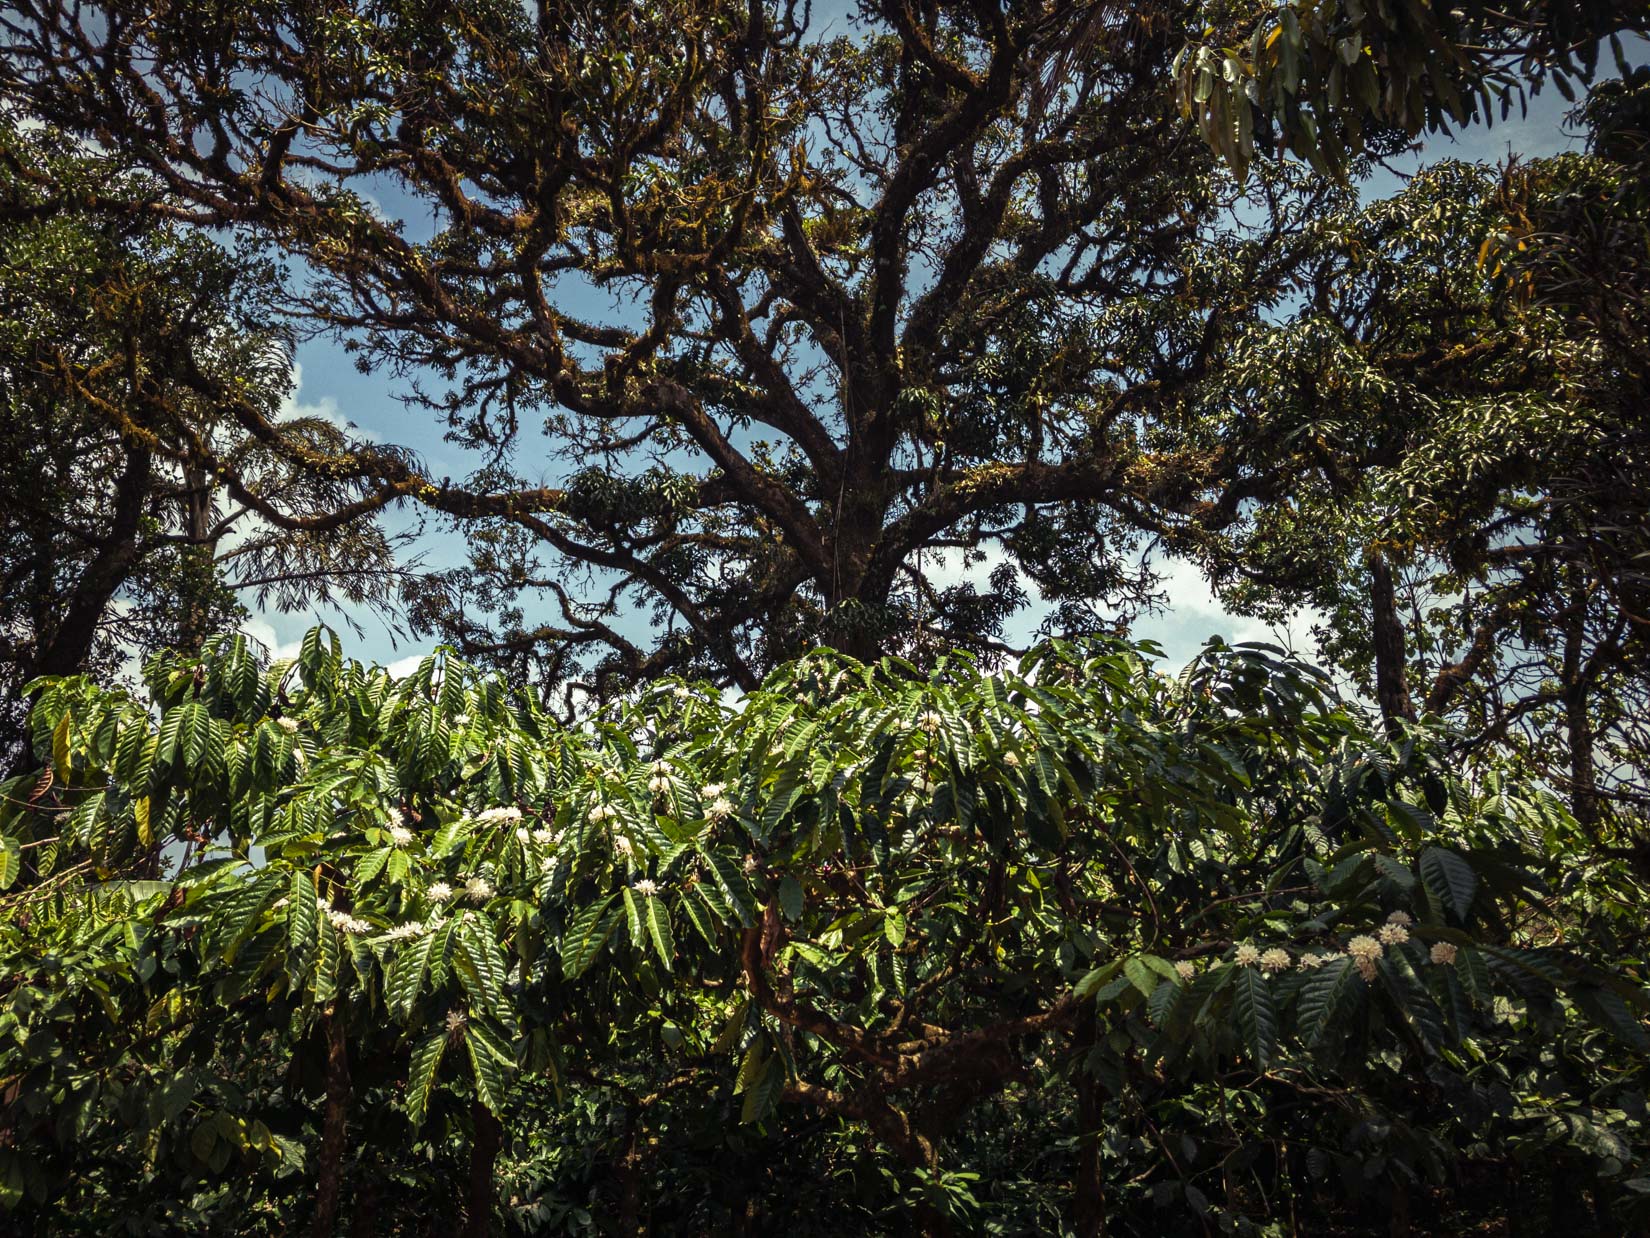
245, 48, 1621, 679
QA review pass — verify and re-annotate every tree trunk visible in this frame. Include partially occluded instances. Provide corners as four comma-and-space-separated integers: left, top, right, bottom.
175, 456, 219, 653
463, 1101, 503, 1238
1367, 551, 1414, 739
616, 1110, 645, 1237
349, 1164, 379, 1238
312, 1007, 352, 1238
1072, 1006, 1107, 1238
24, 442, 153, 684
1561, 602, 1598, 834
6, 446, 148, 776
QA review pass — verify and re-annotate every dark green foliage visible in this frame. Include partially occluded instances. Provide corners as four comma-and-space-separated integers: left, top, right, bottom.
2, 630, 1645, 1233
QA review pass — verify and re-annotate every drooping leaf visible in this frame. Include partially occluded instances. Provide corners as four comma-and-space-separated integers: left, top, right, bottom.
561, 894, 620, 979
1232, 966, 1278, 1069
1298, 957, 1361, 1049
1420, 847, 1477, 920
405, 1028, 446, 1128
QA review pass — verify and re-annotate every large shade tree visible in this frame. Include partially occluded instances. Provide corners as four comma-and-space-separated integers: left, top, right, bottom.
0, 121, 410, 763
1186, 72, 1650, 864
3, 0, 1640, 703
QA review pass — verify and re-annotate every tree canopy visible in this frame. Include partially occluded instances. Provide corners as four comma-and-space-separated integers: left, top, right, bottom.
0, 120, 409, 763
1, 0, 1638, 699
1192, 69, 1650, 865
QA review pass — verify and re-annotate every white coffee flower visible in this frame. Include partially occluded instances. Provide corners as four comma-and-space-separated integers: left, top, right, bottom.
1002, 751, 1020, 767
633, 878, 659, 897
742, 854, 759, 874
1259, 948, 1292, 975
453, 713, 471, 726
428, 881, 455, 904
707, 796, 734, 822
515, 827, 531, 844
1233, 943, 1261, 967
275, 716, 299, 733
327, 909, 371, 934
1298, 952, 1332, 969
531, 827, 556, 846
386, 807, 406, 828
1430, 941, 1459, 966
614, 835, 636, 860
1347, 935, 1383, 963
1386, 910, 1413, 926
464, 876, 495, 902
1378, 923, 1410, 946
386, 921, 427, 941
917, 710, 943, 733
476, 806, 522, 826
672, 685, 692, 699
445, 1009, 468, 1036
589, 803, 615, 824
651, 760, 670, 774
701, 782, 726, 799
648, 775, 669, 794
1174, 960, 1196, 981
388, 825, 415, 847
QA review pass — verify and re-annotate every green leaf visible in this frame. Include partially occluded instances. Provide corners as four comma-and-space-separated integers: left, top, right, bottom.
190, 1116, 218, 1164
455, 918, 507, 1014
354, 847, 390, 886
178, 701, 213, 768
1232, 966, 1277, 1069
1074, 960, 1122, 1001
760, 764, 806, 838
1572, 986, 1650, 1055
1124, 956, 1160, 998
0, 836, 18, 890
703, 851, 756, 927
883, 906, 907, 947
1385, 798, 1433, 842
622, 887, 645, 949
678, 888, 719, 946
466, 1014, 517, 1067
1455, 945, 1494, 1006
286, 870, 319, 987
561, 894, 620, 979
734, 1036, 767, 1094
52, 712, 72, 779
712, 999, 750, 1056
311, 911, 339, 1005
466, 1023, 509, 1113
646, 896, 674, 971
386, 928, 439, 1019
740, 1056, 783, 1125
405, 1028, 446, 1128
777, 875, 803, 922
1298, 957, 1361, 1048
206, 879, 278, 965
1420, 847, 1477, 920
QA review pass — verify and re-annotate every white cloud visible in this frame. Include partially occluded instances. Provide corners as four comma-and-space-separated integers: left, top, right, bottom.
280, 361, 375, 441
915, 544, 1015, 593
1135, 555, 1324, 670
239, 615, 305, 665
386, 653, 428, 680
